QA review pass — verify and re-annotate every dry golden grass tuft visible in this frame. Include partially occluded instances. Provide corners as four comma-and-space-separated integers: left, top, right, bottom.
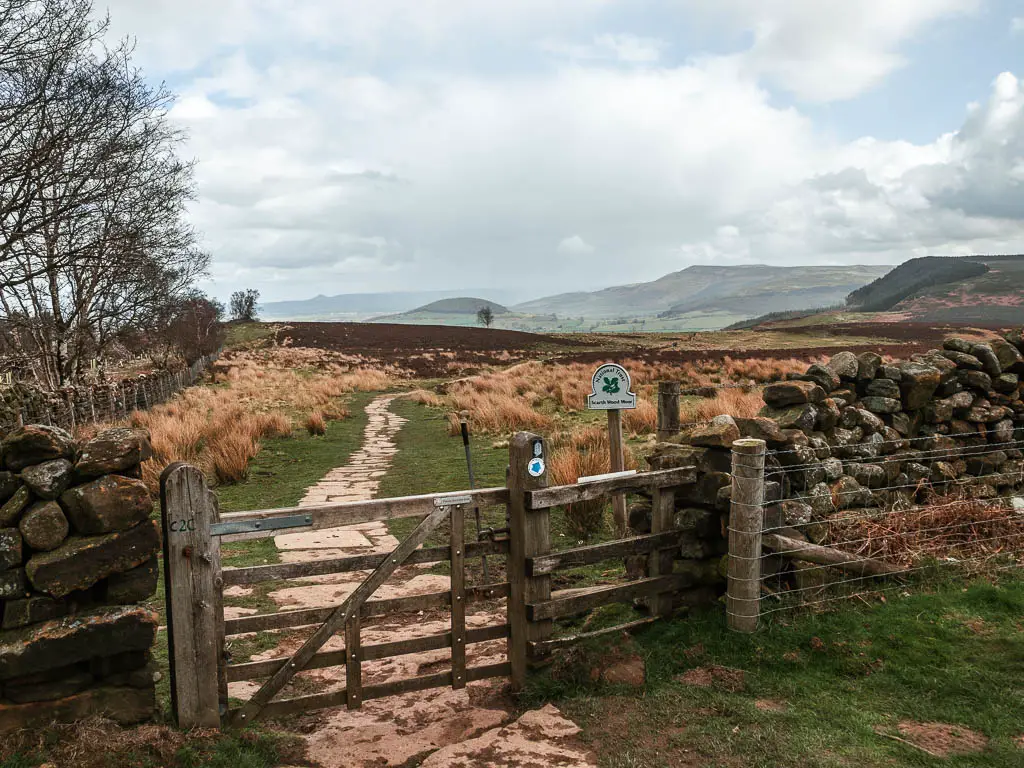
123, 349, 393, 491
682, 387, 766, 424
305, 410, 327, 436
407, 388, 443, 407
548, 427, 638, 539
438, 355, 811, 437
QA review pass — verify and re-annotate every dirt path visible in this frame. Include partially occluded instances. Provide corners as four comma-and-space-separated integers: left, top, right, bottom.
230, 393, 596, 767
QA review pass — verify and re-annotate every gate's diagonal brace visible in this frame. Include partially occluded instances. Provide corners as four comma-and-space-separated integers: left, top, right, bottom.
230, 504, 450, 725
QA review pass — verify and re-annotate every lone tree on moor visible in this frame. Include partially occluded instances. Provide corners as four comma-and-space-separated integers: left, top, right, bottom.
230, 289, 260, 322
476, 305, 494, 328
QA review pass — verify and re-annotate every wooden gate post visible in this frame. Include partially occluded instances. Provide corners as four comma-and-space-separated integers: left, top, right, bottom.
727, 438, 765, 633
507, 432, 550, 691
161, 463, 226, 728
656, 381, 680, 441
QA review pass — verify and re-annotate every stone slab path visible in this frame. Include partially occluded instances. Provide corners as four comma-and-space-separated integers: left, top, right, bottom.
227, 393, 596, 767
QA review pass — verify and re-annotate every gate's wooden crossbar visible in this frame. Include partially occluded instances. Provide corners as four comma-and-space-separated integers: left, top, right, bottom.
223, 582, 509, 635
227, 623, 511, 682
215, 487, 507, 542
242, 661, 512, 721
525, 466, 695, 509
230, 505, 451, 724
222, 539, 509, 586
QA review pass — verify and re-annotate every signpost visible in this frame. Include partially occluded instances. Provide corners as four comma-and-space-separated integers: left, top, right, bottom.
586, 363, 636, 535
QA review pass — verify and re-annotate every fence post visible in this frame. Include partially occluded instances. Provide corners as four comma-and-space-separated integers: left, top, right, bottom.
507, 431, 550, 691
727, 438, 765, 633
160, 462, 226, 728
657, 381, 680, 441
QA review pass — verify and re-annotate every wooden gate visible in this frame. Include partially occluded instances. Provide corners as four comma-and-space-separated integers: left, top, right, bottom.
161, 432, 696, 728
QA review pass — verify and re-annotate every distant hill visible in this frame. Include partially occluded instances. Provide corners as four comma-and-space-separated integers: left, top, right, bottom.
259, 289, 528, 321
513, 264, 891, 319
847, 257, 991, 312
413, 297, 509, 314
878, 254, 1024, 323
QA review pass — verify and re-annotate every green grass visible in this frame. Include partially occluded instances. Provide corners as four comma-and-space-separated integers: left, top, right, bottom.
378, 398, 637, 596
223, 322, 279, 348
0, 725, 306, 768
524, 575, 1024, 767
216, 391, 375, 514
378, 396, 509, 545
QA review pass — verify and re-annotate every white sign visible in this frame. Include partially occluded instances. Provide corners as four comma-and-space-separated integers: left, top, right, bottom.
586, 363, 637, 410
528, 458, 546, 477
434, 494, 473, 507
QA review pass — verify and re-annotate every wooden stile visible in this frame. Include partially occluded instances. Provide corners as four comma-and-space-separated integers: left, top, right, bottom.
528, 575, 685, 621
527, 530, 685, 575
526, 466, 694, 509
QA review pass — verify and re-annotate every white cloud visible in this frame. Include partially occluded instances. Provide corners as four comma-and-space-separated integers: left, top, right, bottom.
542, 34, 666, 64
682, 0, 979, 101
557, 236, 596, 255
1013, 17, 1024, 35
93, 1, 1024, 302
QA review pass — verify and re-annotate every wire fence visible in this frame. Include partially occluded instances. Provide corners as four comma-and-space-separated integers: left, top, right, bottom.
0, 348, 222, 434
729, 439, 1024, 626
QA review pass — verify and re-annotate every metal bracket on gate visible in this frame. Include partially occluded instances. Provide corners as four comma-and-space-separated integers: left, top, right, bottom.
211, 514, 313, 536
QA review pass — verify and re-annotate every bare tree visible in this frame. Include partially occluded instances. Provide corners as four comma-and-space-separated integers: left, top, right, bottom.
0, 1, 209, 386
230, 289, 260, 322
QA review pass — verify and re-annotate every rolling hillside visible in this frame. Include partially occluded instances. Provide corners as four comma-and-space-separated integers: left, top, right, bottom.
259, 289, 527, 321
849, 254, 1024, 324
412, 297, 508, 314
513, 264, 890, 319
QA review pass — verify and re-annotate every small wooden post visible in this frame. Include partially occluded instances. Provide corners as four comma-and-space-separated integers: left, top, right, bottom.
450, 502, 466, 690
345, 614, 362, 709
648, 483, 676, 617
508, 431, 551, 691
656, 381, 680, 441
607, 408, 627, 536
161, 463, 225, 728
727, 438, 766, 633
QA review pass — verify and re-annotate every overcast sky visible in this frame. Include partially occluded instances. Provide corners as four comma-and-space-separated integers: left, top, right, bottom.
102, 1, 1024, 303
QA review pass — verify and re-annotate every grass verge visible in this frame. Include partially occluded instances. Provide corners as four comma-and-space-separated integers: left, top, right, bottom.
215, 390, 376, 514
525, 574, 1024, 767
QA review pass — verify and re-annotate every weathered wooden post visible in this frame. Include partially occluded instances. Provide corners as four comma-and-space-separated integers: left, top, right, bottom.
161, 462, 226, 728
727, 438, 766, 633
649, 480, 676, 617
507, 431, 550, 691
586, 364, 637, 536
656, 381, 681, 441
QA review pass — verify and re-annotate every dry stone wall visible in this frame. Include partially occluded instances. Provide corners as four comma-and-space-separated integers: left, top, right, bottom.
0, 349, 220, 434
633, 330, 1024, 605
0, 425, 160, 733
